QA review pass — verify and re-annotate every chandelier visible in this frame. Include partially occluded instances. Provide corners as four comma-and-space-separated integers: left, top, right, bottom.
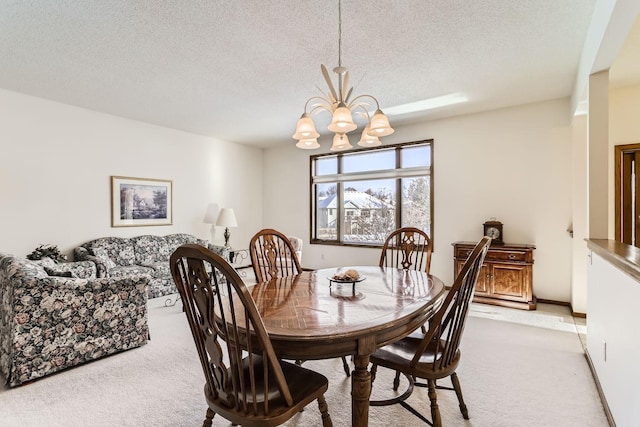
293, 0, 394, 151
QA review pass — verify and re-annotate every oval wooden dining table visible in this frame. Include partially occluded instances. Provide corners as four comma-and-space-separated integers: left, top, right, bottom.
244, 265, 446, 427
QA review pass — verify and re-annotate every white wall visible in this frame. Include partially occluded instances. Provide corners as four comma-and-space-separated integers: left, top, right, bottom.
572, 114, 589, 313
0, 89, 264, 258
263, 98, 574, 302
610, 84, 640, 148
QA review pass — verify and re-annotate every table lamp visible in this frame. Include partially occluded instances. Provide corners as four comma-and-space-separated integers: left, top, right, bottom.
203, 203, 220, 244
216, 208, 237, 249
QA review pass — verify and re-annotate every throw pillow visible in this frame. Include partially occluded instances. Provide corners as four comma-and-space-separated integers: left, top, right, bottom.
44, 266, 75, 278
92, 248, 116, 269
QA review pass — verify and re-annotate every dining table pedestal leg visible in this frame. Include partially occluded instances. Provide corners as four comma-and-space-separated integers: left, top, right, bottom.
351, 353, 371, 427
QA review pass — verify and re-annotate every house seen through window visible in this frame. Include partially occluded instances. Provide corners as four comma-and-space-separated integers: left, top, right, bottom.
311, 140, 433, 246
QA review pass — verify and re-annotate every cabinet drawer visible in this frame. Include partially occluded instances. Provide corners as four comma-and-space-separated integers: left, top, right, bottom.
485, 250, 529, 263
454, 246, 532, 263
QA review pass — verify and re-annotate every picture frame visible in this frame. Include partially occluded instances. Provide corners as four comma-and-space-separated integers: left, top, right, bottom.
111, 176, 173, 227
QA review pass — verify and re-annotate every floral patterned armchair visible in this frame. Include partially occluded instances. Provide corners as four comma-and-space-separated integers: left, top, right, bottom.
288, 235, 303, 263
0, 254, 149, 387
74, 233, 208, 299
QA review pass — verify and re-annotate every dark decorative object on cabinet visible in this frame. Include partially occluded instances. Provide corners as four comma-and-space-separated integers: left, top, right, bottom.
483, 219, 503, 245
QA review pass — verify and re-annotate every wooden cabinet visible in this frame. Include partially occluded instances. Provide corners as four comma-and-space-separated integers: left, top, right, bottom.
453, 241, 536, 310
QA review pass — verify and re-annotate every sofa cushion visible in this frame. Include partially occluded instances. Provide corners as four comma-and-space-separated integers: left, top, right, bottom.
165, 233, 207, 254
33, 257, 97, 280
92, 248, 117, 269
108, 265, 153, 278
88, 238, 136, 267
132, 235, 170, 265
143, 262, 170, 278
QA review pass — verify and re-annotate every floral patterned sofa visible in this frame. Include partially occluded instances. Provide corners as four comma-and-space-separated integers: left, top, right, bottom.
74, 234, 209, 299
0, 253, 149, 387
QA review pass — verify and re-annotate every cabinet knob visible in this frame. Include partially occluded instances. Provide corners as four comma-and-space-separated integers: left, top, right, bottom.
508, 254, 516, 259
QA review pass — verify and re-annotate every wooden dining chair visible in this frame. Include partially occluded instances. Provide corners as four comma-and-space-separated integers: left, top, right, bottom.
379, 227, 432, 273
250, 228, 303, 283
369, 237, 491, 427
380, 227, 433, 333
249, 228, 352, 377
170, 244, 333, 427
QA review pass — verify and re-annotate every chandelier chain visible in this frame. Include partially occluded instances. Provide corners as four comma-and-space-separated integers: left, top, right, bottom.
338, 0, 342, 68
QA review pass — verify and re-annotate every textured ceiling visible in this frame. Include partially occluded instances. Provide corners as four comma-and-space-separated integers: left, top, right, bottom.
0, 0, 633, 148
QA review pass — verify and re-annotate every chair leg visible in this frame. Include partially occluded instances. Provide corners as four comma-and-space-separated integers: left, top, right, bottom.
451, 372, 469, 419
317, 395, 333, 427
393, 370, 401, 391
341, 356, 351, 377
203, 408, 215, 427
427, 379, 442, 427
370, 363, 378, 385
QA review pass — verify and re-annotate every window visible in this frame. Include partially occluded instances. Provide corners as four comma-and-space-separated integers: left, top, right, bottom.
311, 140, 433, 246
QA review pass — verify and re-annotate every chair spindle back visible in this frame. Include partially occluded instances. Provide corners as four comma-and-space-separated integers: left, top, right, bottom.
411, 237, 490, 370
170, 244, 293, 417
250, 229, 302, 283
379, 227, 433, 273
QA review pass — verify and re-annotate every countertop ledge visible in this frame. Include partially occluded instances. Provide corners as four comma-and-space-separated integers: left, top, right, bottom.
586, 239, 640, 282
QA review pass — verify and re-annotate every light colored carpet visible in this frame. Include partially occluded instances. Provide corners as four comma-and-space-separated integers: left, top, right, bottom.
1, 298, 608, 426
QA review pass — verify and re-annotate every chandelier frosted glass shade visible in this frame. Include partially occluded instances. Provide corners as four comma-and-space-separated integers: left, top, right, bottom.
331, 133, 353, 151
292, 113, 320, 140
296, 138, 321, 149
357, 124, 382, 147
327, 103, 357, 133
368, 109, 395, 136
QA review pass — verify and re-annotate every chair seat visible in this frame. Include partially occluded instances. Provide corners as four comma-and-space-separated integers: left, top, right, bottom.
205, 356, 329, 427
371, 332, 461, 379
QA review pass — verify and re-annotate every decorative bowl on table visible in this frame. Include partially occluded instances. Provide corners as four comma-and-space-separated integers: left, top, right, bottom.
329, 268, 366, 285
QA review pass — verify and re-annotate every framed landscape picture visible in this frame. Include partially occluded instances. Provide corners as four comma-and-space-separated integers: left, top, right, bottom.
111, 176, 173, 227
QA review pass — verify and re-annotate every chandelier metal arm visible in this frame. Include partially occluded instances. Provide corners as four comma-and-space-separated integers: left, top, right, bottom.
355, 104, 372, 121
347, 94, 381, 110
304, 96, 333, 114
314, 84, 337, 105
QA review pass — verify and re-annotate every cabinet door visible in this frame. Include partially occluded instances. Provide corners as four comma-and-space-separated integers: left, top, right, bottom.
474, 264, 491, 296
490, 263, 529, 300
456, 260, 490, 296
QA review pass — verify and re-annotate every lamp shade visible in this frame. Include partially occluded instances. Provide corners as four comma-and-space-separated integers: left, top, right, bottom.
368, 109, 395, 136
357, 124, 382, 147
292, 113, 320, 139
203, 203, 220, 224
216, 208, 237, 227
328, 103, 357, 133
296, 138, 321, 149
330, 133, 353, 151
